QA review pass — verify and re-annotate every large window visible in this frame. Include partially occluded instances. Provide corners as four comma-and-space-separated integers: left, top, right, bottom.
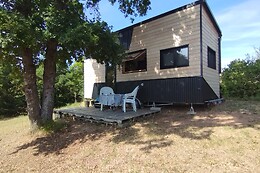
123, 49, 147, 73
208, 46, 216, 69
160, 45, 189, 69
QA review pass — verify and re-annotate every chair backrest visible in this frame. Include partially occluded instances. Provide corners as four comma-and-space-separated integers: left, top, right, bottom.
100, 87, 114, 95
127, 86, 139, 100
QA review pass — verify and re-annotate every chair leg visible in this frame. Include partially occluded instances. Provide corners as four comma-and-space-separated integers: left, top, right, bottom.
123, 101, 126, 112
133, 102, 137, 112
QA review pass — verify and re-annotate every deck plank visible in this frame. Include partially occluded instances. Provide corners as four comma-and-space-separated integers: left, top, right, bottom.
54, 107, 160, 126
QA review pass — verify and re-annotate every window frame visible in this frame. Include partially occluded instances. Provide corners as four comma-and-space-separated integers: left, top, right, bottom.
122, 49, 147, 74
207, 46, 216, 70
160, 45, 189, 69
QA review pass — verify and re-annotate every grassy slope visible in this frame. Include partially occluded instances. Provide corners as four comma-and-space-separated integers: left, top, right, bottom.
0, 100, 259, 172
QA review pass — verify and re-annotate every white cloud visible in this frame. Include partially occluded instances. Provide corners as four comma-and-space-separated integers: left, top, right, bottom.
215, 0, 260, 67
217, 0, 259, 23
218, 0, 260, 40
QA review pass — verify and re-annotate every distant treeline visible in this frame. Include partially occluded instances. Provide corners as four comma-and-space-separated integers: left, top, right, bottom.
0, 61, 83, 116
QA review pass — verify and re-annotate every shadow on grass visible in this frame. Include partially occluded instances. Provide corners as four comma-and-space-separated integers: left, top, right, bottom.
11, 120, 115, 156
11, 101, 260, 155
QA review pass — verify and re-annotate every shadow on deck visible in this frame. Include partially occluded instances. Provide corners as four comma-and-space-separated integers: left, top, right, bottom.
54, 107, 161, 126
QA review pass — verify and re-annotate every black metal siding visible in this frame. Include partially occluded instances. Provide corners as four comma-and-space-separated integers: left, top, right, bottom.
115, 77, 218, 104
201, 78, 219, 101
93, 77, 218, 104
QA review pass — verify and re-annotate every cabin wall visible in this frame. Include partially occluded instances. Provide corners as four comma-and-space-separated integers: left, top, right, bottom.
84, 59, 105, 99
201, 6, 220, 97
83, 1, 221, 103
116, 4, 201, 82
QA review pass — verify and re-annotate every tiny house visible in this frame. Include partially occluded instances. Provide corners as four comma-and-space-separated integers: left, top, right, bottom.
84, 0, 222, 105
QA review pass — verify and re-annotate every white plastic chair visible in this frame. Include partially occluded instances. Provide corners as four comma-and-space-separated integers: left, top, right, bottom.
99, 87, 114, 111
122, 86, 139, 112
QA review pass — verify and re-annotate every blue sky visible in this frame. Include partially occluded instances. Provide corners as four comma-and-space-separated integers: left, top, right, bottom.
92, 0, 260, 68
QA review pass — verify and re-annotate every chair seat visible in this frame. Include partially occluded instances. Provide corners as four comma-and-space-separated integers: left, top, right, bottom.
122, 86, 139, 112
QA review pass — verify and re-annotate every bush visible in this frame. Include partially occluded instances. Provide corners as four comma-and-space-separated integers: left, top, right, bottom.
221, 49, 260, 100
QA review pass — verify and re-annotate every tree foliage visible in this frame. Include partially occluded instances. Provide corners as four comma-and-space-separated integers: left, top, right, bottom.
0, 60, 25, 116
0, 0, 151, 127
55, 61, 84, 107
36, 61, 83, 108
221, 48, 260, 99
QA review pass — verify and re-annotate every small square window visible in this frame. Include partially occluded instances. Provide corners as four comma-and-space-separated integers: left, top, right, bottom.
160, 45, 189, 69
208, 47, 216, 69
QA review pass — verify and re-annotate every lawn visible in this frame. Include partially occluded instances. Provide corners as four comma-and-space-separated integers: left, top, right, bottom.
0, 100, 259, 172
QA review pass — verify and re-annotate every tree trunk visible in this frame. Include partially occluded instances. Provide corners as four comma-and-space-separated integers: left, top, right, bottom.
41, 38, 58, 123
22, 48, 41, 128
74, 92, 77, 103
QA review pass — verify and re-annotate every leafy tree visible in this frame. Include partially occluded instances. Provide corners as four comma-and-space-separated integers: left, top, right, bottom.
221, 48, 260, 99
65, 61, 84, 103
55, 61, 84, 107
36, 61, 82, 108
0, 0, 151, 128
0, 60, 25, 116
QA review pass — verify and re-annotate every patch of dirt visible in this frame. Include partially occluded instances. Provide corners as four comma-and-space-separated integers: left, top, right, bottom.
0, 101, 260, 172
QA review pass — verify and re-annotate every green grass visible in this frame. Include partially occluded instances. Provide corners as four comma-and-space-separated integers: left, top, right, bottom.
40, 119, 67, 133
0, 115, 29, 135
0, 100, 260, 172
57, 101, 85, 109
0, 115, 67, 134
213, 99, 260, 114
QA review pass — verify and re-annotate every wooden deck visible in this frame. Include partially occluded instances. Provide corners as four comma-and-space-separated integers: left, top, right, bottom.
54, 107, 161, 126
